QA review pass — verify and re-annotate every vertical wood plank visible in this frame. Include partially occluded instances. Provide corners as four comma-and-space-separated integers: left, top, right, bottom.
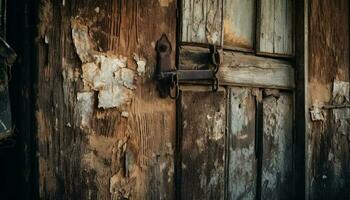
308, 1, 350, 199
258, 0, 293, 55
227, 87, 257, 199
223, 0, 255, 50
181, 0, 223, 45
180, 87, 226, 199
261, 93, 293, 199
274, 0, 293, 54
258, 0, 275, 53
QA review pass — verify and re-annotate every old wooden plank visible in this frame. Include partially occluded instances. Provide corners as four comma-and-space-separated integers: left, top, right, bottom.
36, 0, 177, 199
181, 0, 223, 45
258, 0, 274, 53
223, 0, 255, 50
179, 86, 225, 199
274, 0, 293, 54
261, 93, 293, 199
179, 46, 295, 89
308, 0, 350, 199
258, 0, 293, 56
227, 87, 256, 199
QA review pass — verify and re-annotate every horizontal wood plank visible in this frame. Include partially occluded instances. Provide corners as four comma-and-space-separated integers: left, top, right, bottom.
179, 46, 295, 89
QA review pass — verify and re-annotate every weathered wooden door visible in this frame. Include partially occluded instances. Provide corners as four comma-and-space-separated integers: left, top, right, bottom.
36, 0, 295, 199
175, 0, 295, 199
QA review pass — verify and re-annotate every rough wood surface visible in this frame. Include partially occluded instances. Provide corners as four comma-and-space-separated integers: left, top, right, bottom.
258, 0, 293, 56
308, 0, 350, 199
261, 93, 293, 200
227, 87, 257, 199
179, 86, 226, 199
223, 0, 255, 50
179, 46, 295, 89
36, 0, 176, 199
181, 0, 223, 45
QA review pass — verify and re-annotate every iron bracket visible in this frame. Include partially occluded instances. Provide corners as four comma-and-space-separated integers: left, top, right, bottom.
155, 34, 221, 99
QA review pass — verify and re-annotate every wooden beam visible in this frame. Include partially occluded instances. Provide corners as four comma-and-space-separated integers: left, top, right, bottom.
179, 46, 295, 89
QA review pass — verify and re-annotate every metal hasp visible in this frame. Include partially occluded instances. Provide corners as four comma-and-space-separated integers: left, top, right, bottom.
155, 34, 221, 99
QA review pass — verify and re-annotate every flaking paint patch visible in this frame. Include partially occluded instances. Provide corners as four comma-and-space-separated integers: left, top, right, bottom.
77, 92, 94, 128
133, 54, 146, 76
98, 86, 132, 109
72, 18, 137, 109
71, 19, 95, 63
332, 80, 349, 104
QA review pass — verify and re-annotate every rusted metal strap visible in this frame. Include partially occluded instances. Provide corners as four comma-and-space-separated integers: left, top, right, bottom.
155, 34, 221, 99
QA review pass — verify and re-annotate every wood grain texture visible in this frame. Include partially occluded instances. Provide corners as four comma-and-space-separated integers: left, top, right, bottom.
36, 0, 176, 199
179, 46, 295, 89
308, 0, 350, 199
227, 87, 257, 199
181, 0, 223, 45
261, 93, 293, 200
258, 0, 293, 56
223, 0, 255, 50
179, 86, 226, 199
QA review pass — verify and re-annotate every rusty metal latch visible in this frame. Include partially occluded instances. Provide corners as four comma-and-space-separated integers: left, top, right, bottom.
155, 34, 221, 99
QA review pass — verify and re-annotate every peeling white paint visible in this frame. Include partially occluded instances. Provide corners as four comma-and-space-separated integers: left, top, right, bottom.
76, 92, 94, 128
72, 19, 138, 109
210, 112, 224, 141
98, 86, 132, 109
332, 81, 349, 104
71, 20, 94, 63
121, 111, 129, 118
94, 7, 100, 13
133, 54, 146, 76
310, 107, 325, 121
82, 55, 135, 92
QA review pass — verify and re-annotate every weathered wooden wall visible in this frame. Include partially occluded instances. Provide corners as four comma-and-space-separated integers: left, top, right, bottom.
308, 0, 350, 199
36, 0, 176, 199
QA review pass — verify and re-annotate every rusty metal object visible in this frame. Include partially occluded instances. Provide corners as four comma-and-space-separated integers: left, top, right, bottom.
155, 34, 221, 99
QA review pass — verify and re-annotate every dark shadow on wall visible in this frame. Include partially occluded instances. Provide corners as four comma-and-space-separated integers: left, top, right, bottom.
0, 0, 38, 199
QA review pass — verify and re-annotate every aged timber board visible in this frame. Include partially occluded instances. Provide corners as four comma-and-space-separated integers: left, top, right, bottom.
36, 0, 177, 199
179, 86, 226, 199
223, 0, 255, 50
181, 0, 223, 45
261, 93, 293, 199
227, 87, 257, 199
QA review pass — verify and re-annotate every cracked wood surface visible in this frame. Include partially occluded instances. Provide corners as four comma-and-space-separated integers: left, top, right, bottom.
179, 46, 294, 89
179, 86, 226, 199
181, 0, 223, 45
308, 0, 350, 199
36, 0, 176, 199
